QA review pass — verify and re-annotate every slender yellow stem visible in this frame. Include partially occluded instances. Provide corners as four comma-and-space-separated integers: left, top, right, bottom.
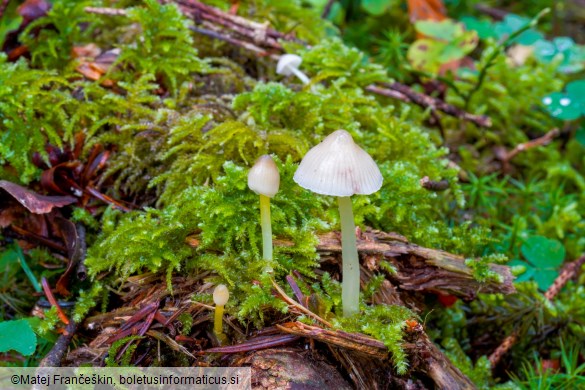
260, 194, 272, 262
338, 196, 359, 317
214, 305, 224, 335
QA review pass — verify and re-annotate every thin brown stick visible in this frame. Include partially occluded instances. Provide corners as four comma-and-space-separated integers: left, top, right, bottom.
84, 6, 127, 16
376, 82, 493, 128
321, 0, 337, 18
489, 255, 585, 367
38, 320, 77, 366
503, 128, 560, 162
271, 279, 333, 328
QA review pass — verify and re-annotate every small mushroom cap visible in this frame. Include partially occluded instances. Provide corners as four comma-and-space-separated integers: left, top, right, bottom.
213, 284, 230, 306
276, 54, 302, 76
293, 130, 383, 197
248, 155, 280, 197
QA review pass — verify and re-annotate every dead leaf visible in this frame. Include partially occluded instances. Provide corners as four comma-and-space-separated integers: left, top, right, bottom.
0, 180, 76, 214
407, 0, 446, 24
18, 0, 50, 23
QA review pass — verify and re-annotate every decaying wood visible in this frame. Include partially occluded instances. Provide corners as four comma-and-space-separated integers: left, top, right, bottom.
405, 332, 477, 390
272, 228, 516, 299
233, 348, 353, 390
274, 322, 475, 389
276, 322, 389, 359
188, 226, 515, 304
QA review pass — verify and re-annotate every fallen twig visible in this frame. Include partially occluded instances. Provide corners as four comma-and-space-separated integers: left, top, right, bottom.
503, 128, 560, 162
203, 334, 301, 354
84, 6, 126, 16
420, 176, 450, 191
38, 320, 77, 367
271, 279, 333, 328
489, 255, 585, 367
369, 82, 492, 128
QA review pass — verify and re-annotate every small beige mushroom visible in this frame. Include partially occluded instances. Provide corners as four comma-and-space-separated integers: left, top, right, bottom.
213, 284, 230, 336
248, 155, 280, 268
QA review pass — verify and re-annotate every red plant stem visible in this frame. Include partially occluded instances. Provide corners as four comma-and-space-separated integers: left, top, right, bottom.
41, 277, 70, 325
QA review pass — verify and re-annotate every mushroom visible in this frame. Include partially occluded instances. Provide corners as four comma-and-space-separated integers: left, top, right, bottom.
293, 130, 383, 317
276, 54, 310, 85
213, 284, 230, 340
248, 155, 280, 270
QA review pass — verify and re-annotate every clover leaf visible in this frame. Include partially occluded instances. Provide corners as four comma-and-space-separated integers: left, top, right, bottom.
534, 37, 585, 74
494, 14, 544, 45
520, 236, 565, 290
542, 79, 585, 120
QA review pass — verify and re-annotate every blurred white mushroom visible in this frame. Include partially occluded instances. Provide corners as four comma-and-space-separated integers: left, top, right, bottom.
276, 54, 310, 85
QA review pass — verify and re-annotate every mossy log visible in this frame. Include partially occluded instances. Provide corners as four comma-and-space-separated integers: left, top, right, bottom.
276, 228, 516, 300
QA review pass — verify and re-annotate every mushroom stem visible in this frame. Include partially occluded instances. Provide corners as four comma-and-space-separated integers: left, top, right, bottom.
260, 194, 273, 262
214, 304, 225, 335
338, 196, 359, 317
288, 66, 310, 85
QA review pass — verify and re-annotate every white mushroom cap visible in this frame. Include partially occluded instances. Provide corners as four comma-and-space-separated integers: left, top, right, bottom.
248, 155, 280, 197
293, 130, 383, 197
213, 284, 230, 306
276, 54, 302, 76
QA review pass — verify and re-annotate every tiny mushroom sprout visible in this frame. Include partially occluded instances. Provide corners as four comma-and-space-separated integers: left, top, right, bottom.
293, 130, 383, 317
248, 155, 280, 271
276, 54, 310, 85
213, 284, 230, 338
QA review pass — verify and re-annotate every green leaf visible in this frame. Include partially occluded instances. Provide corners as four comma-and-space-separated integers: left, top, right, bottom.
408, 19, 477, 73
0, 319, 37, 356
542, 92, 582, 120
533, 270, 559, 292
461, 16, 498, 40
521, 236, 565, 268
415, 20, 463, 41
566, 80, 585, 103
361, 0, 391, 16
575, 125, 585, 146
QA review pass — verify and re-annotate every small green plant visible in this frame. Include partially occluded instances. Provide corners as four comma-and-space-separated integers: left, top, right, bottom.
116, 0, 208, 93
511, 340, 585, 389
514, 236, 566, 290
